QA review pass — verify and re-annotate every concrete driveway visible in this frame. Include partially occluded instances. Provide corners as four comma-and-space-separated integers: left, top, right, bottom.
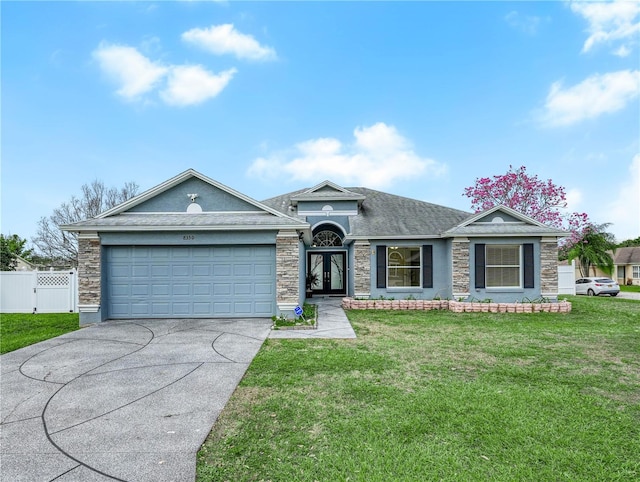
1, 318, 272, 482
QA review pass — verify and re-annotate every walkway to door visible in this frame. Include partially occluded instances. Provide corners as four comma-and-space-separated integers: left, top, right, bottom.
269, 297, 356, 339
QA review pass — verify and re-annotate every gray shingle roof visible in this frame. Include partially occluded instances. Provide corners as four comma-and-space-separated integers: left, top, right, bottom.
442, 223, 566, 237
62, 212, 307, 231
614, 246, 640, 264
263, 187, 472, 237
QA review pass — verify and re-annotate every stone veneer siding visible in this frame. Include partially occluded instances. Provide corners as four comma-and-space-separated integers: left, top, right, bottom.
540, 238, 559, 296
354, 241, 371, 297
78, 236, 101, 306
276, 231, 300, 306
452, 238, 470, 297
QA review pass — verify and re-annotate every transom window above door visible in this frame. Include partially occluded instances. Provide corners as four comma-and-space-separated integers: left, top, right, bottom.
312, 230, 343, 247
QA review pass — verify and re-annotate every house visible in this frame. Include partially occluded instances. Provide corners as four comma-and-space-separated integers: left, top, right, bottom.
570, 247, 640, 286
614, 247, 640, 286
62, 169, 567, 325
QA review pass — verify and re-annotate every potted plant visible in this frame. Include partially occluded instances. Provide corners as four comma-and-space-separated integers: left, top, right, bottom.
306, 272, 319, 298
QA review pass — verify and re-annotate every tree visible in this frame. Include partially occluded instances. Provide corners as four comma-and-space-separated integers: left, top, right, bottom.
566, 223, 616, 277
617, 236, 640, 248
463, 165, 579, 229
0, 234, 34, 271
0, 235, 18, 271
32, 180, 139, 267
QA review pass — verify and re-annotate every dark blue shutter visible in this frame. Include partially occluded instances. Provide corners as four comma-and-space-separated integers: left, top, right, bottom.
475, 244, 485, 288
523, 243, 534, 288
422, 245, 433, 288
376, 245, 387, 288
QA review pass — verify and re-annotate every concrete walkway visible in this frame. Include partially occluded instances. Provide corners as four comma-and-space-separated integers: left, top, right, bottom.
1, 318, 271, 482
269, 297, 356, 339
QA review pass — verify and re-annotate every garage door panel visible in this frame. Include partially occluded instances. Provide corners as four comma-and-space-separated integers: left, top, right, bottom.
173, 284, 190, 296
132, 266, 149, 277
234, 264, 252, 276
151, 265, 170, 277
131, 303, 150, 315
194, 284, 212, 295
132, 284, 149, 296
254, 264, 273, 276
172, 265, 190, 277
172, 303, 190, 315
194, 303, 212, 315
255, 283, 273, 295
107, 246, 275, 318
255, 302, 274, 315
234, 284, 252, 295
193, 265, 211, 276
213, 264, 231, 276
234, 302, 252, 314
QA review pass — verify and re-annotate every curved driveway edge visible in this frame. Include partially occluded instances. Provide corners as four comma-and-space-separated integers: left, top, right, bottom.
1, 318, 271, 482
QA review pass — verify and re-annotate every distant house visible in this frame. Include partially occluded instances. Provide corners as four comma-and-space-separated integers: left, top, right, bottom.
614, 247, 640, 286
15, 255, 37, 271
62, 169, 567, 325
571, 246, 640, 285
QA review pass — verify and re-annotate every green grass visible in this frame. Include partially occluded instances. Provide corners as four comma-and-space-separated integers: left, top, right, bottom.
0, 313, 80, 354
197, 296, 640, 481
621, 284, 640, 293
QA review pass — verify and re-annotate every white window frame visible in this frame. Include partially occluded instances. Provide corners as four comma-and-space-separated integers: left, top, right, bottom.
633, 265, 640, 279
486, 244, 522, 289
387, 246, 422, 289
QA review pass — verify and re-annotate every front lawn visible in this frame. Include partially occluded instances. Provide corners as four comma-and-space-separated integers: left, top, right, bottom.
621, 284, 640, 293
0, 313, 80, 354
198, 296, 640, 481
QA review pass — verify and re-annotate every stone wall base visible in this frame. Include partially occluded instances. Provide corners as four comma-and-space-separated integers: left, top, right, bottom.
342, 298, 572, 314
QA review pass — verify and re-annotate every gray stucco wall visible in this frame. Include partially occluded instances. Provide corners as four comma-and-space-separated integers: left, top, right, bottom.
469, 238, 543, 302
368, 240, 450, 300
298, 200, 358, 213
306, 216, 350, 237
128, 177, 258, 213
474, 212, 522, 223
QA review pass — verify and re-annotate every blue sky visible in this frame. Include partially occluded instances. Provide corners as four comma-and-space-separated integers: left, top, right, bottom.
2, 1, 639, 244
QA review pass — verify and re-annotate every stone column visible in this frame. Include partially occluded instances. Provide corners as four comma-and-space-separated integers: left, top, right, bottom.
353, 240, 371, 298
77, 233, 101, 324
452, 238, 470, 299
276, 230, 300, 314
540, 237, 559, 299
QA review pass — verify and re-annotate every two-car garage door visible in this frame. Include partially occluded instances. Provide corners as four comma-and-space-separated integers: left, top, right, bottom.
106, 245, 276, 318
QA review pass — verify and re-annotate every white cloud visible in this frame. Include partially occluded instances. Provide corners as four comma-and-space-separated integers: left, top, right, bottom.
505, 11, 544, 35
602, 154, 640, 241
540, 70, 640, 127
92, 43, 168, 100
160, 65, 237, 106
182, 24, 276, 61
247, 122, 446, 188
565, 187, 584, 212
93, 42, 236, 106
570, 0, 640, 55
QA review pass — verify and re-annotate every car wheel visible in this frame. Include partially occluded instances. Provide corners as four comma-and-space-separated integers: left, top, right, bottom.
587, 289, 595, 296
611, 293, 618, 297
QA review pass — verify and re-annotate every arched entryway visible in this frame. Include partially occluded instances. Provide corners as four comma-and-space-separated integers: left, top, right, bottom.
307, 224, 347, 296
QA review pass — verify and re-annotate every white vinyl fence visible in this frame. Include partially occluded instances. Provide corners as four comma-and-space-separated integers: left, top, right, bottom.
558, 261, 576, 295
0, 270, 78, 313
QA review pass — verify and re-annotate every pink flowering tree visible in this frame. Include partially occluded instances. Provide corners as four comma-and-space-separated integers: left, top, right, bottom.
463, 166, 615, 269
463, 165, 569, 228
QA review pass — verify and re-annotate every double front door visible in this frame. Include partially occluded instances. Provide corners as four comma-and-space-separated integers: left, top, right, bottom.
308, 252, 346, 295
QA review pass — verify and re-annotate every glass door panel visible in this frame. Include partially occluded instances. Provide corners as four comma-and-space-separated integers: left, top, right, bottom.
330, 254, 344, 290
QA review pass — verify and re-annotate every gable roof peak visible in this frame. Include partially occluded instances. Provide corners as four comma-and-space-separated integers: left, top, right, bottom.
96, 168, 297, 220
290, 180, 366, 204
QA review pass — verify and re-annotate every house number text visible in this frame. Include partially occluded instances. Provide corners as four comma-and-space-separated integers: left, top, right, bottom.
183, 235, 195, 241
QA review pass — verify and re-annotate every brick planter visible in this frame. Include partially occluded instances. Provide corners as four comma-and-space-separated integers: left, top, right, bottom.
342, 298, 572, 314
